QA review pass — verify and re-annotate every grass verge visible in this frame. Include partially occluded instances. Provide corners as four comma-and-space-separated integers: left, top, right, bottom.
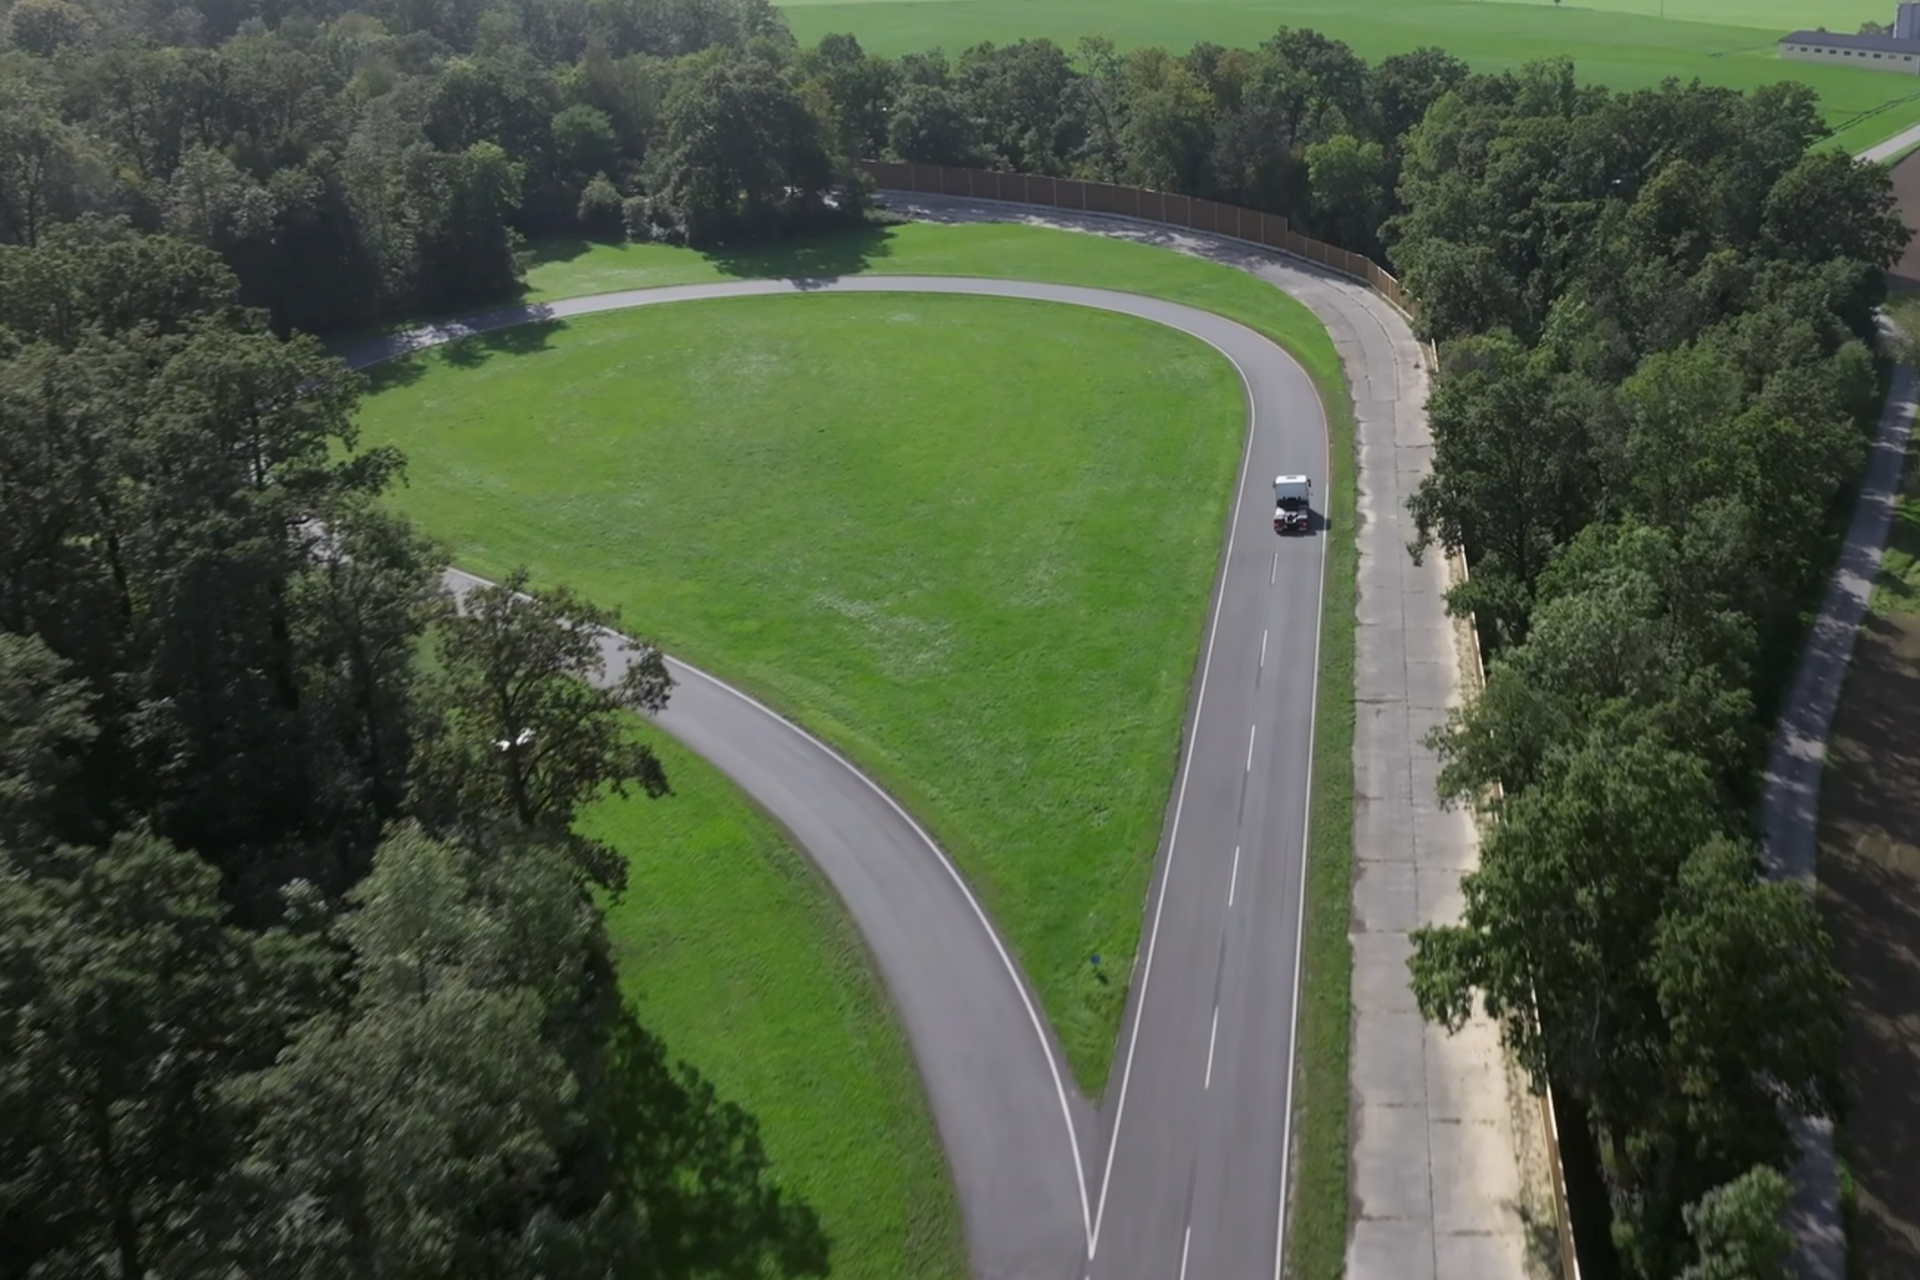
582, 730, 966, 1280
1284, 304, 1358, 1280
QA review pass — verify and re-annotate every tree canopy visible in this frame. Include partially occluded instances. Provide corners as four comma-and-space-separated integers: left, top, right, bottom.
0, 216, 824, 1277
1399, 54, 1899, 1280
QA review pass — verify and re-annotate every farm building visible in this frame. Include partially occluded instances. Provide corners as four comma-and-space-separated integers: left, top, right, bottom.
1781, 3, 1920, 71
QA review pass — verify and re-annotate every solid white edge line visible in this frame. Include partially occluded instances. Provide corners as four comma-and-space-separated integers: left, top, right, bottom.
1229, 845, 1241, 908
1087, 328, 1262, 1256
1271, 283, 1339, 1280
663, 654, 1101, 1240
1179, 1226, 1194, 1280
1204, 1007, 1221, 1090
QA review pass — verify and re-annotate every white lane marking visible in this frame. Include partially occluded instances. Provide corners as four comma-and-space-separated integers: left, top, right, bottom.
1260, 628, 1268, 668
1179, 1226, 1194, 1280
1204, 1008, 1221, 1090
1246, 724, 1257, 773
1229, 845, 1242, 907
1089, 321, 1264, 1257
1271, 550, 1278, 584
1274, 292, 1341, 1280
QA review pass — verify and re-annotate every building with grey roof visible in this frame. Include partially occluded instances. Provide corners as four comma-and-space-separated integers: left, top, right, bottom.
1780, 4, 1920, 72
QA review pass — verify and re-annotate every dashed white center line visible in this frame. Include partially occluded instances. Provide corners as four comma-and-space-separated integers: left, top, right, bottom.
1203, 1008, 1220, 1090
1229, 845, 1241, 907
1246, 724, 1257, 773
1270, 551, 1278, 585
1260, 628, 1268, 667
1178, 1225, 1194, 1280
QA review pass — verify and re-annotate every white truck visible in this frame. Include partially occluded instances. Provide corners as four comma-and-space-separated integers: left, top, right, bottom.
1273, 474, 1311, 535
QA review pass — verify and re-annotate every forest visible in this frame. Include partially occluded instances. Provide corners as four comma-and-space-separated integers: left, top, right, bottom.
1, 0, 1913, 1274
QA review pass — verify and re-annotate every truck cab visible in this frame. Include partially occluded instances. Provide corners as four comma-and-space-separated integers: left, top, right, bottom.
1273, 474, 1311, 535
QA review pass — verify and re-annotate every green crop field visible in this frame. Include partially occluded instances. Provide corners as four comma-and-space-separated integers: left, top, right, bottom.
776, 0, 1920, 153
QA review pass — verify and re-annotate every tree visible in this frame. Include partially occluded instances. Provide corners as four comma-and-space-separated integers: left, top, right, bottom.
576, 170, 625, 236
0, 73, 94, 247
640, 53, 845, 246
954, 38, 1080, 173
1371, 47, 1469, 146
1410, 720, 1723, 1110
1633, 839, 1845, 1267
1115, 50, 1214, 193
549, 102, 619, 178
4, 0, 93, 55
414, 570, 672, 884
1406, 330, 1592, 645
1304, 132, 1387, 251
1680, 1166, 1795, 1280
229, 824, 639, 1280
0, 632, 97, 854
886, 81, 979, 166
288, 501, 447, 877
0, 830, 285, 1277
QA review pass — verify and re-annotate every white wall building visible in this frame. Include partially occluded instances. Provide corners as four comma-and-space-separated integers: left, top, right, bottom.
1781, 4, 1920, 71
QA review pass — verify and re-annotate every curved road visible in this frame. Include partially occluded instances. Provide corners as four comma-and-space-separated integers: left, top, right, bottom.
345, 274, 1332, 1280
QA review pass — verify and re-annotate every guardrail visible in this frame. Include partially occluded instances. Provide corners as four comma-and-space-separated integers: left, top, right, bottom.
857, 160, 1418, 319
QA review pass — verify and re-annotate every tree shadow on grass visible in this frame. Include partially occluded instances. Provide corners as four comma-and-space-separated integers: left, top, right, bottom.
526, 235, 599, 273
360, 319, 569, 393
439, 319, 565, 368
600, 1007, 831, 1279
701, 225, 896, 288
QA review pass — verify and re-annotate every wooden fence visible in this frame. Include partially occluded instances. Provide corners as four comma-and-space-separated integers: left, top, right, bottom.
858, 159, 1417, 318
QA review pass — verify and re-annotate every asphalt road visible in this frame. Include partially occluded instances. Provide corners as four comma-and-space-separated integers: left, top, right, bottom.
345, 275, 1330, 1280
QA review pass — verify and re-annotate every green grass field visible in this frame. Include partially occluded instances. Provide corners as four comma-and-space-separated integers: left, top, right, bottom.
776, 0, 1920, 153
368, 222, 1360, 1279
364, 288, 1247, 1092
582, 731, 966, 1280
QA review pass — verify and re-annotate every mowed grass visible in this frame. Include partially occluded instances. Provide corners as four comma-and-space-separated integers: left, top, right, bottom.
388, 221, 1361, 1278
775, 0, 1920, 152
360, 290, 1247, 1091
580, 731, 965, 1280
